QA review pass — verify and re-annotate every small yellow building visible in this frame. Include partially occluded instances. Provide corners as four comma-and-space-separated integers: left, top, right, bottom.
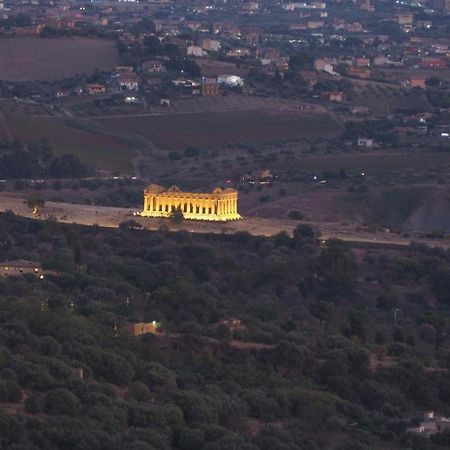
121, 322, 160, 337
141, 184, 241, 221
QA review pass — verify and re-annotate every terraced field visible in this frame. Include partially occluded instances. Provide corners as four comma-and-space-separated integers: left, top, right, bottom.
4, 111, 136, 172
97, 110, 340, 151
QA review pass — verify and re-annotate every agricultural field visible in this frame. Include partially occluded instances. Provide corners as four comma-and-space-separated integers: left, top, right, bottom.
97, 110, 341, 151
4, 111, 136, 172
0, 37, 119, 81
271, 152, 450, 176
144, 95, 323, 114
350, 80, 431, 114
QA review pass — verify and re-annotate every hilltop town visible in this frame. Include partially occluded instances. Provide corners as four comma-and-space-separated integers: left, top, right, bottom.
1, 2, 450, 450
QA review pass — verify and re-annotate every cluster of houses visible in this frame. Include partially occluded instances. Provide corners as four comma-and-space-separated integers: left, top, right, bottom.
73, 65, 244, 101
1, 0, 450, 122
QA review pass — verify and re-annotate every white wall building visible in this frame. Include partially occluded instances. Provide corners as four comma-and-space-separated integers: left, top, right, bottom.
217, 74, 244, 87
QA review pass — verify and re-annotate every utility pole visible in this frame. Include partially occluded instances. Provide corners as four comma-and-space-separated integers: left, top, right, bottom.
393, 307, 400, 328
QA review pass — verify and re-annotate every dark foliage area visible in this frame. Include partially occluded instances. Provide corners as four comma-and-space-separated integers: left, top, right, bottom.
0, 140, 91, 179
0, 213, 449, 449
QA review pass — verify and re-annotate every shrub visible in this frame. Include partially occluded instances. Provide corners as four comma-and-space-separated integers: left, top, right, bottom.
44, 388, 79, 416
289, 210, 304, 220
128, 381, 151, 402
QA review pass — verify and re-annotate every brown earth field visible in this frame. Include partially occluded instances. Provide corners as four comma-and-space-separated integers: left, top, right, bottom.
96, 110, 341, 151
0, 37, 119, 81
240, 183, 450, 232
4, 111, 136, 172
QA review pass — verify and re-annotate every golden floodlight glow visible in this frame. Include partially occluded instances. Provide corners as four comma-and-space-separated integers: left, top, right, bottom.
141, 184, 241, 221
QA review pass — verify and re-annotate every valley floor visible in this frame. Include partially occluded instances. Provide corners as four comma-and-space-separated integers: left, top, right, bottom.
0, 192, 448, 250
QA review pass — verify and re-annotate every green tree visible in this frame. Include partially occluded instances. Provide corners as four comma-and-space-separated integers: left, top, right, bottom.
44, 388, 79, 416
171, 206, 184, 224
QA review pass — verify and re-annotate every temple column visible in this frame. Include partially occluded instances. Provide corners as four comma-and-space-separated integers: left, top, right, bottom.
209, 199, 213, 216
144, 195, 149, 212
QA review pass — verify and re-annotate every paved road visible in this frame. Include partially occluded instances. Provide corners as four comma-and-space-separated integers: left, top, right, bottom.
0, 192, 448, 249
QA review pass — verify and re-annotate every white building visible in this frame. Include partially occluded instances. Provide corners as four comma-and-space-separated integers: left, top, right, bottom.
187, 45, 206, 57
217, 74, 244, 87
357, 138, 375, 148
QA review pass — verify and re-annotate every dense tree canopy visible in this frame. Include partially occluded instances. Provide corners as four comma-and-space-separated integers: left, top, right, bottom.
0, 213, 448, 449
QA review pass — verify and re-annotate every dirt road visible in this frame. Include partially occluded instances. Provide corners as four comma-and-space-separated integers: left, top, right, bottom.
0, 192, 448, 249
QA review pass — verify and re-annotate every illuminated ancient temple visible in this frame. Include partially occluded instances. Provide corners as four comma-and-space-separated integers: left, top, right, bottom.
141, 184, 241, 221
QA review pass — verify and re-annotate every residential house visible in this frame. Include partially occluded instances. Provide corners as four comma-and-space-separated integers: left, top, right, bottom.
357, 138, 375, 148
410, 77, 427, 89
356, 57, 370, 67
241, 26, 263, 44
121, 321, 160, 337
219, 318, 243, 329
202, 38, 220, 52
88, 84, 106, 95
314, 57, 337, 71
118, 73, 139, 91
407, 412, 450, 436
217, 74, 244, 87
187, 45, 206, 57
325, 91, 344, 102
397, 14, 413, 25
